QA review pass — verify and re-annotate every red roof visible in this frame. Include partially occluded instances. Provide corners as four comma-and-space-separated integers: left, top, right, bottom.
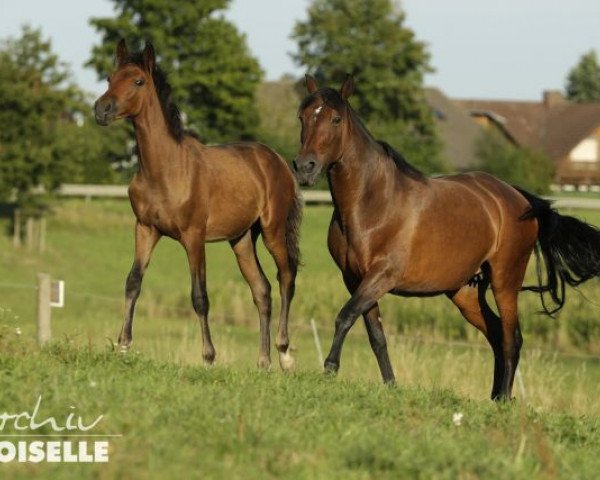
456, 95, 600, 161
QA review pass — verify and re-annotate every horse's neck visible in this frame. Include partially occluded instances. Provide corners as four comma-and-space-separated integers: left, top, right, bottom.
132, 99, 181, 181
329, 139, 413, 230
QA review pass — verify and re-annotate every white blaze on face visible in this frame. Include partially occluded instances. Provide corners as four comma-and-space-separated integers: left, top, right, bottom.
314, 105, 324, 117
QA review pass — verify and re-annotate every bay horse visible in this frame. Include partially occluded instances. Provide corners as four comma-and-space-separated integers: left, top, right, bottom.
94, 40, 301, 371
293, 74, 600, 400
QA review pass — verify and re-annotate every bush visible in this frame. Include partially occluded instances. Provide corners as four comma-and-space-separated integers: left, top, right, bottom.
475, 131, 554, 194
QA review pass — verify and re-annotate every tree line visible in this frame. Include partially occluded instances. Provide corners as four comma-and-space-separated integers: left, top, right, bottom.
2, 0, 600, 211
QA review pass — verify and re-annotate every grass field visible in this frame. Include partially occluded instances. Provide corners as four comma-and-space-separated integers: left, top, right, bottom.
0, 334, 599, 479
1, 199, 599, 478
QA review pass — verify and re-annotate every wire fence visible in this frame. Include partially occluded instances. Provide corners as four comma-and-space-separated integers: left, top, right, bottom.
1, 281, 600, 362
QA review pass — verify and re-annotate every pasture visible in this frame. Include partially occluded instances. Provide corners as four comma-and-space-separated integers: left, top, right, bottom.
1, 199, 600, 478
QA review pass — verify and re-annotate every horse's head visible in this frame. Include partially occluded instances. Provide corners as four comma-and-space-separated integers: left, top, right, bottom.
293, 74, 354, 186
94, 39, 156, 126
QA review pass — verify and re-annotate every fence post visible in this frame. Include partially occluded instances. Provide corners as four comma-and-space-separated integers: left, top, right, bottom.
39, 216, 47, 253
26, 217, 35, 250
13, 209, 21, 247
37, 273, 51, 345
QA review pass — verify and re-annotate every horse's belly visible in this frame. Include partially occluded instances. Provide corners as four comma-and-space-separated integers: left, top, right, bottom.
397, 218, 494, 291
397, 258, 483, 292
205, 208, 258, 241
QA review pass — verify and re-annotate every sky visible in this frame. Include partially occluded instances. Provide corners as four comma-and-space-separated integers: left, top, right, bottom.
0, 0, 599, 101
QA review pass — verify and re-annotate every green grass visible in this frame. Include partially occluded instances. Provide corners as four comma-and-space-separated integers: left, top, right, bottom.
1, 200, 599, 354
0, 333, 599, 479
0, 199, 600, 477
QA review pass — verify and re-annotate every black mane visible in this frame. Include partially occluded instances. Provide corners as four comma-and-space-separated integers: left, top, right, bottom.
377, 141, 424, 181
122, 51, 185, 142
300, 87, 425, 180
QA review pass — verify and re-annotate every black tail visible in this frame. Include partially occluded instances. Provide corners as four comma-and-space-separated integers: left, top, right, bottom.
516, 187, 600, 316
286, 186, 303, 275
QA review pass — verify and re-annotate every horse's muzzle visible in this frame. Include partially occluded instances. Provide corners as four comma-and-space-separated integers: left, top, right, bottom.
292, 156, 321, 186
94, 97, 116, 126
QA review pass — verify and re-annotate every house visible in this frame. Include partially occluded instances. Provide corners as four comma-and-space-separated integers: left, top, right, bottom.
456, 92, 600, 187
424, 87, 486, 170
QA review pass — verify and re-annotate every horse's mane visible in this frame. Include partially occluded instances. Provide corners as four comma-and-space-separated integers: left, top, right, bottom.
301, 87, 424, 180
377, 141, 424, 181
122, 51, 185, 143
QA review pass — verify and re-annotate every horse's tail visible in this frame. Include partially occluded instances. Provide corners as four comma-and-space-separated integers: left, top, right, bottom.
285, 185, 303, 274
515, 187, 600, 316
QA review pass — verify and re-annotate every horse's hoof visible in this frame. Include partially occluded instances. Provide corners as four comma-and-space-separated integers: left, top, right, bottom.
278, 351, 295, 372
324, 361, 338, 375
491, 394, 514, 403
257, 357, 272, 371
203, 350, 216, 366
117, 343, 130, 354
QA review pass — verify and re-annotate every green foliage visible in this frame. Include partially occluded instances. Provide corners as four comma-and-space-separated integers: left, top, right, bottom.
292, 0, 445, 174
566, 49, 600, 103
53, 114, 132, 184
0, 26, 73, 208
87, 0, 263, 142
255, 76, 302, 162
0, 26, 130, 210
475, 131, 554, 194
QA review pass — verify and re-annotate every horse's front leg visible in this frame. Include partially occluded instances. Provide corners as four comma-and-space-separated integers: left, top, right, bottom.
119, 222, 161, 351
324, 268, 393, 376
184, 234, 216, 365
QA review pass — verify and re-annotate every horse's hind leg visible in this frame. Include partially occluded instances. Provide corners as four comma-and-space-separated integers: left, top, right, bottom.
230, 228, 272, 369
119, 222, 160, 351
489, 255, 529, 400
261, 223, 296, 372
447, 272, 505, 400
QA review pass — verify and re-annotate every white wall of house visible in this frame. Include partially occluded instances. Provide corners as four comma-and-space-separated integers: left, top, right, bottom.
570, 137, 598, 162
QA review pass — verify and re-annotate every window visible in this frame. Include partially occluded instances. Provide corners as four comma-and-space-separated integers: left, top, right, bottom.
570, 137, 598, 162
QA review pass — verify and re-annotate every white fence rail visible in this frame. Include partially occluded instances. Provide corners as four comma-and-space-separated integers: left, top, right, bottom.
57, 184, 600, 209
58, 184, 333, 204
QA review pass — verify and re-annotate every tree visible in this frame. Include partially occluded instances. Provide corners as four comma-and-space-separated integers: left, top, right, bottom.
87, 0, 263, 142
255, 75, 303, 162
0, 26, 76, 208
475, 131, 554, 194
291, 0, 445, 174
565, 49, 600, 103
0, 26, 130, 209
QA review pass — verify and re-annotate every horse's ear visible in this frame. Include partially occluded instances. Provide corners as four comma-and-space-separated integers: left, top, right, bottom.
340, 74, 354, 100
142, 41, 156, 72
116, 38, 128, 65
305, 74, 318, 94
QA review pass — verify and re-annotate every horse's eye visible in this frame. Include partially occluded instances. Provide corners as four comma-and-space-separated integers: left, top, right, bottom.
332, 116, 342, 125
134, 79, 145, 86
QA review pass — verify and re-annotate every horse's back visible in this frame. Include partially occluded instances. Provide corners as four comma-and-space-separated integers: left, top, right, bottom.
391, 171, 535, 290
429, 170, 538, 262
433, 171, 537, 241
436, 171, 531, 213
